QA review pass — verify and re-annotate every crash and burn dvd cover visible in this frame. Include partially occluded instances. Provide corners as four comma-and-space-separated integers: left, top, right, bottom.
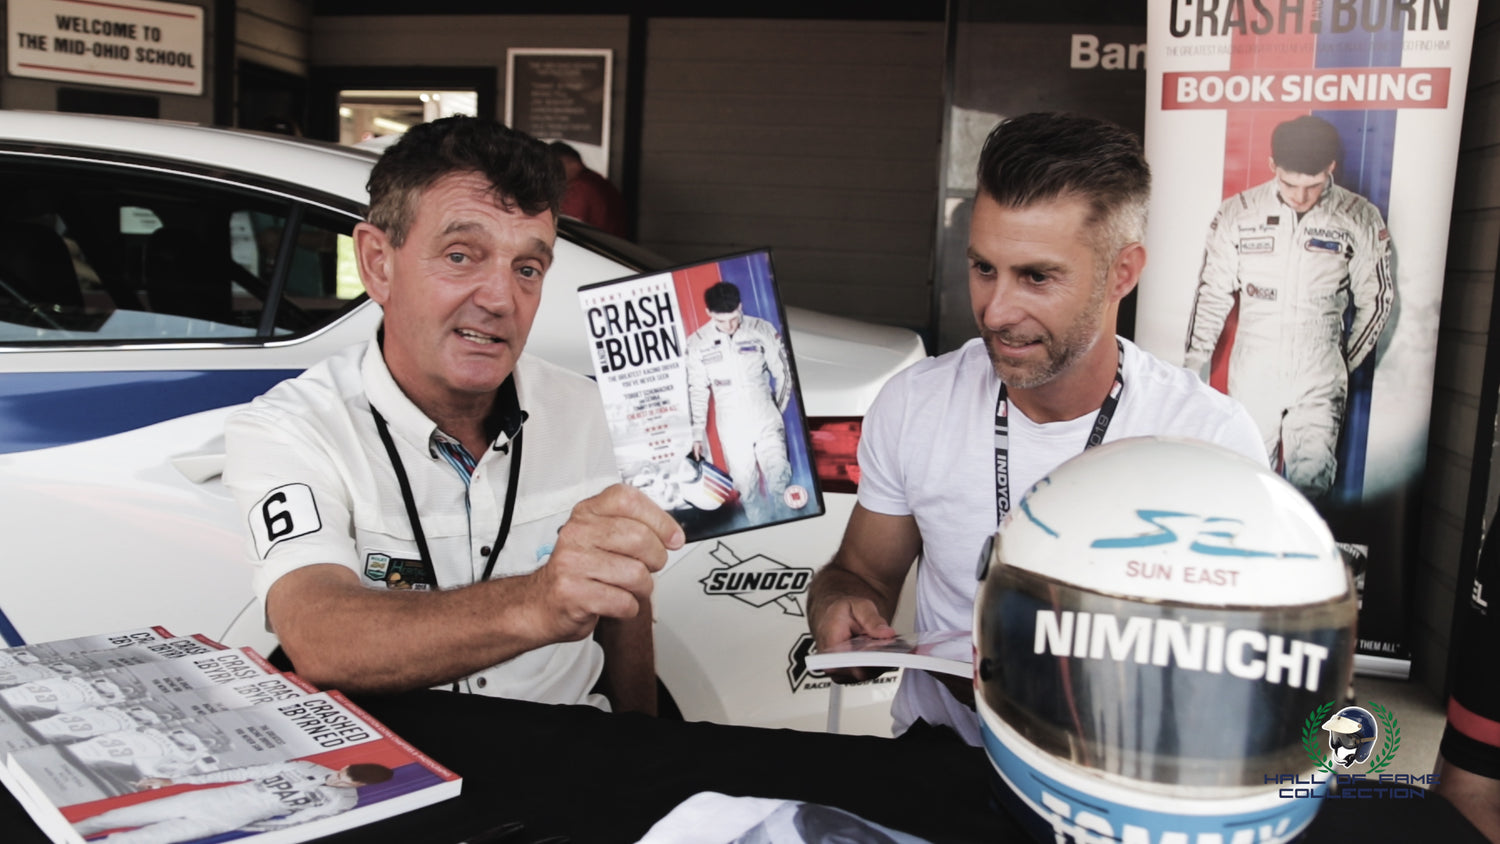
578, 249, 824, 542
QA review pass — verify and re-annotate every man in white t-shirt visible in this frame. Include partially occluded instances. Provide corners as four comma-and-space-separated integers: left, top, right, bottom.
223, 117, 682, 713
807, 112, 1266, 745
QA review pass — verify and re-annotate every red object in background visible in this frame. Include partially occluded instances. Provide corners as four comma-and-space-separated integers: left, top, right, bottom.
1210, 295, 1239, 395
809, 417, 863, 494
561, 168, 628, 238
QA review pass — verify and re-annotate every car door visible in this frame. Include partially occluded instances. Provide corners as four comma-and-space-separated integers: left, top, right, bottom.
0, 148, 377, 653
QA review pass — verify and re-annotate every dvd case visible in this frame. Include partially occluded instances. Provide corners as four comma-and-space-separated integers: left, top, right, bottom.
578, 249, 824, 541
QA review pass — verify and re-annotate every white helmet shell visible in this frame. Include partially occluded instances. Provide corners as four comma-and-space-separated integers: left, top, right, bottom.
974, 437, 1356, 844
989, 435, 1346, 607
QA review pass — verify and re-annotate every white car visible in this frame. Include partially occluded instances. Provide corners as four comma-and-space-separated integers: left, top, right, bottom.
0, 111, 925, 734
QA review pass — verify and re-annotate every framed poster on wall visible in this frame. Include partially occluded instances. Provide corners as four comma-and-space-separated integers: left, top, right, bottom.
505, 48, 612, 177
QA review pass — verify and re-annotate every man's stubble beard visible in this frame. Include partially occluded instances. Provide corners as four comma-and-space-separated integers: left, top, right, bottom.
981, 276, 1109, 390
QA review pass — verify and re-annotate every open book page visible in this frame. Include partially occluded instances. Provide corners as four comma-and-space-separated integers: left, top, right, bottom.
578, 249, 824, 542
8, 690, 460, 844
0, 648, 280, 756
0, 672, 316, 753
806, 630, 973, 678
0, 635, 230, 691
0, 628, 179, 669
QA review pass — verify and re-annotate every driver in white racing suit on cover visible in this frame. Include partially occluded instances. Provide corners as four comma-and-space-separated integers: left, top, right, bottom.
73, 760, 390, 844
1185, 115, 1394, 499
685, 281, 793, 503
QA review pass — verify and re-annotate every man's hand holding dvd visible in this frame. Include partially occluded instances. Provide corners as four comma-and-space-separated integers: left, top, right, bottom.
0, 627, 460, 844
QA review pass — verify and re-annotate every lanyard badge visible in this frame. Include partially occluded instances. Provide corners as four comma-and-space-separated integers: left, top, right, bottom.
994, 340, 1125, 527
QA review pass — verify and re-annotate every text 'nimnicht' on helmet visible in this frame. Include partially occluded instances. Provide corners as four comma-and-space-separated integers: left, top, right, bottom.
974, 436, 1356, 844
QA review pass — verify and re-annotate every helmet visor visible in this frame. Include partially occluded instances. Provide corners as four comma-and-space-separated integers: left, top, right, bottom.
976, 564, 1356, 789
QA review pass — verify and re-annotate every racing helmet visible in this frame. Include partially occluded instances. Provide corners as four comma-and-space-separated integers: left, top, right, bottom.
1323, 705, 1378, 767
973, 437, 1356, 844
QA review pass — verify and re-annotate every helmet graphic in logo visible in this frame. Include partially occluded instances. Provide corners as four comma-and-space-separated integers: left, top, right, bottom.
1323, 706, 1378, 767
973, 437, 1357, 844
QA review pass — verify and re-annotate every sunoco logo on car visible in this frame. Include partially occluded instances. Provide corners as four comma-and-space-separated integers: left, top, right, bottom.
699, 542, 813, 616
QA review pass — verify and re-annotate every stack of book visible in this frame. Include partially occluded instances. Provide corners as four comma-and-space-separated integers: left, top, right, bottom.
0, 627, 461, 844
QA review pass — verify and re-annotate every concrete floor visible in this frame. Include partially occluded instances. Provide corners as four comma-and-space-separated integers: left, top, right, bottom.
1352, 674, 1449, 774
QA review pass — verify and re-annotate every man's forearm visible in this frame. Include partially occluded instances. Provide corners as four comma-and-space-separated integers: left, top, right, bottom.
270, 566, 565, 694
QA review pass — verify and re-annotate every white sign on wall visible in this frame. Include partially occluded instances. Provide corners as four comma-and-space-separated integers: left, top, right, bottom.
7, 0, 205, 96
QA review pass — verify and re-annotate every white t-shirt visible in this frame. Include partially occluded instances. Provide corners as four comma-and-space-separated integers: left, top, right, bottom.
223, 334, 619, 707
857, 337, 1265, 744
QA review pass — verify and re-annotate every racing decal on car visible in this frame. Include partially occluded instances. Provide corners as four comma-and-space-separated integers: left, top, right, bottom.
249, 484, 322, 558
0, 370, 300, 456
363, 553, 436, 591
699, 542, 813, 616
1245, 283, 1278, 302
787, 633, 829, 692
1238, 236, 1274, 255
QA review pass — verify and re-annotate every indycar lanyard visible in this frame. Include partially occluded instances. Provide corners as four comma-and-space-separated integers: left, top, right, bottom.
371, 407, 524, 587
994, 339, 1124, 526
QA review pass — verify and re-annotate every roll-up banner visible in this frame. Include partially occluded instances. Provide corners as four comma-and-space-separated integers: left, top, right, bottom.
1135, 0, 1479, 677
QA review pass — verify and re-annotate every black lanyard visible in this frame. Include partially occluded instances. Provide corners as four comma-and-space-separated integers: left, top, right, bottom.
994, 339, 1124, 526
371, 407, 524, 586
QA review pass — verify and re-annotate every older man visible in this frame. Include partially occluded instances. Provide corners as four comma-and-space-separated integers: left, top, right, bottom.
224, 118, 679, 713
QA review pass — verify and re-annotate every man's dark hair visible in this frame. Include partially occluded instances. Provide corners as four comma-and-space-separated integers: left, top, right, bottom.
549, 140, 583, 163
366, 117, 564, 247
344, 763, 395, 785
703, 281, 742, 314
976, 112, 1151, 264
1270, 116, 1342, 176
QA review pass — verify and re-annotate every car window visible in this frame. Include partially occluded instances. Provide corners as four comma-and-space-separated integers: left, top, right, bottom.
0, 157, 362, 345
230, 211, 363, 335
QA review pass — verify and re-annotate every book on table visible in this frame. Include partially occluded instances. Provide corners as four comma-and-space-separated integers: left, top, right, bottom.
805, 630, 973, 678
0, 628, 462, 844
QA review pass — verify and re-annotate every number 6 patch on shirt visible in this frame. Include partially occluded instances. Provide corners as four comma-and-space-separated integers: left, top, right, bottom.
250, 483, 323, 558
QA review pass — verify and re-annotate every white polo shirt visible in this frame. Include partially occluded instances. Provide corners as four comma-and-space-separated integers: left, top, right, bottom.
223, 333, 620, 706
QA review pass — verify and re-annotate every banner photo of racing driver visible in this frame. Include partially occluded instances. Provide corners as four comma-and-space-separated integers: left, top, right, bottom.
1134, 0, 1479, 676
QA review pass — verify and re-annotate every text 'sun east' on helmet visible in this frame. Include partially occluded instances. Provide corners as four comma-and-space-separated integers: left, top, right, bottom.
973, 437, 1356, 844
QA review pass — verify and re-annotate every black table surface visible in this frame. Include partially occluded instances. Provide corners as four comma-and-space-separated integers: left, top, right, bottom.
3, 691, 1490, 843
